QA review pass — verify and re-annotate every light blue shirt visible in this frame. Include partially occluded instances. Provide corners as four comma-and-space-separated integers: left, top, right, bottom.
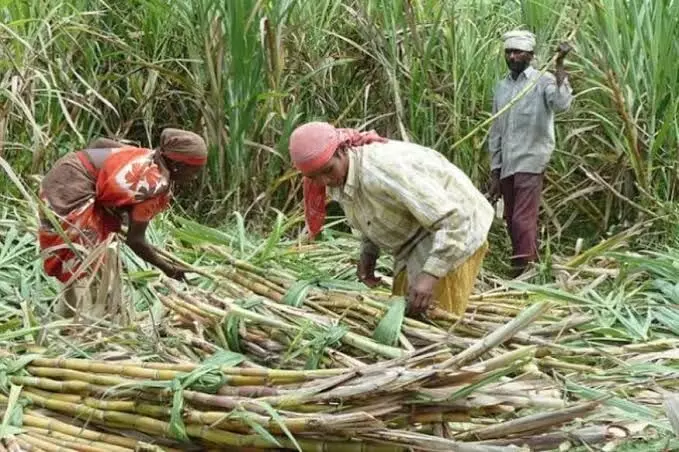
489, 66, 573, 179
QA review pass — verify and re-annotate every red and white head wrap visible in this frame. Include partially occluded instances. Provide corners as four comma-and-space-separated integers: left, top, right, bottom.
289, 122, 387, 239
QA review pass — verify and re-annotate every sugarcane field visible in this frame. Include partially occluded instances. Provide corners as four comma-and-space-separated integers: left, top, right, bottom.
1, 0, 678, 451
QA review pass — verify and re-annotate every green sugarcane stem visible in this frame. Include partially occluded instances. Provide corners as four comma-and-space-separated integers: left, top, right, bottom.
25, 431, 112, 452
470, 291, 532, 301
24, 427, 133, 452
163, 293, 222, 320
19, 433, 78, 452
16, 435, 50, 452
438, 302, 550, 369
205, 245, 295, 281
21, 412, 143, 449
185, 409, 380, 434
387, 411, 470, 427
30, 358, 183, 380
22, 392, 285, 450
158, 295, 213, 324
222, 271, 285, 302
112, 360, 347, 379
152, 245, 215, 280
10, 376, 116, 396
233, 269, 286, 295
26, 367, 139, 387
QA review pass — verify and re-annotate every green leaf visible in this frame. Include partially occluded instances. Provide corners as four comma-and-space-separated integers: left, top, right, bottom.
0, 384, 23, 439
567, 382, 669, 431
372, 297, 406, 346
281, 280, 315, 307
168, 380, 189, 442
253, 400, 301, 451
239, 410, 281, 447
223, 314, 243, 353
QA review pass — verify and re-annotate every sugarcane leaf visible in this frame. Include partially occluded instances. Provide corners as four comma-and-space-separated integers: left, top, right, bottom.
282, 280, 315, 307
172, 217, 235, 247
223, 314, 243, 353
304, 324, 347, 370
0, 384, 23, 439
239, 410, 282, 447
664, 395, 679, 436
372, 297, 406, 346
250, 209, 291, 263
202, 349, 246, 368
317, 280, 368, 291
566, 382, 669, 431
252, 400, 302, 451
233, 211, 248, 255
179, 350, 245, 393
5, 354, 41, 374
414, 364, 522, 404
168, 380, 189, 441
0, 318, 21, 334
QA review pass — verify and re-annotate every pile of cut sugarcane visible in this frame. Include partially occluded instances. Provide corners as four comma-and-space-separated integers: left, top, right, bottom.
0, 224, 674, 451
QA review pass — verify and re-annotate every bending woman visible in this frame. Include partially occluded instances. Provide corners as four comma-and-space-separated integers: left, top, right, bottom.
39, 128, 207, 314
289, 122, 493, 317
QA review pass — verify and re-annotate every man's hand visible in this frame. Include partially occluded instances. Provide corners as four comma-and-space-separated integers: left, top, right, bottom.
164, 265, 187, 282
488, 170, 501, 204
407, 273, 438, 315
357, 252, 381, 288
556, 42, 572, 62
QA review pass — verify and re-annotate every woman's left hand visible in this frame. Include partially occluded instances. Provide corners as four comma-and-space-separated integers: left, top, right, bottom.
164, 266, 187, 282
407, 273, 438, 315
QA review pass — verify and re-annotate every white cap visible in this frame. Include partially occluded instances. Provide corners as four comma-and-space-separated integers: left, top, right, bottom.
503, 30, 536, 52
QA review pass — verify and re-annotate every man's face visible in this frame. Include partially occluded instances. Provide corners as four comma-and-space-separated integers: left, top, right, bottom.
304, 152, 348, 188
505, 48, 533, 73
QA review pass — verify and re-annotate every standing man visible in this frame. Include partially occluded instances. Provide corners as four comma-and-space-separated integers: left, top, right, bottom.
488, 30, 573, 276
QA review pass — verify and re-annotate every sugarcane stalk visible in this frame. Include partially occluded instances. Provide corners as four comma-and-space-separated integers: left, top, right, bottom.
438, 302, 550, 369
457, 401, 601, 441
18, 433, 78, 452
476, 425, 627, 450
24, 431, 112, 452
15, 435, 47, 452
21, 412, 144, 449
22, 428, 133, 452
465, 346, 537, 373
538, 357, 604, 374
29, 358, 183, 380
234, 269, 286, 295
205, 246, 295, 281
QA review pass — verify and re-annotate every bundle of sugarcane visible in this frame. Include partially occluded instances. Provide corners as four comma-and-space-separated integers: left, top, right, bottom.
0, 337, 619, 452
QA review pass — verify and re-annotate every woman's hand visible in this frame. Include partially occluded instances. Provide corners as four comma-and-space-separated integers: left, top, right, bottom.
357, 251, 382, 288
163, 265, 187, 282
407, 273, 438, 315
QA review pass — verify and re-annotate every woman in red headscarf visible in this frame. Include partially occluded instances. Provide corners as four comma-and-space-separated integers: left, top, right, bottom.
289, 122, 494, 317
39, 128, 208, 316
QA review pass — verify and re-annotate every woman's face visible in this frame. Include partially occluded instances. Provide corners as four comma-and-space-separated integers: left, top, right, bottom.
304, 151, 349, 188
167, 161, 203, 185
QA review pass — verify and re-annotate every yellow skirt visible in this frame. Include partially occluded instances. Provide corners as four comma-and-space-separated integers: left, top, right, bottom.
393, 242, 488, 315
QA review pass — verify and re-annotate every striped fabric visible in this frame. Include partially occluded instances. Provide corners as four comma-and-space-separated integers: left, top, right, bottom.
329, 140, 494, 282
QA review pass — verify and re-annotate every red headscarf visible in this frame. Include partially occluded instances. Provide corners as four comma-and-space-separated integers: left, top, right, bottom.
289, 122, 387, 239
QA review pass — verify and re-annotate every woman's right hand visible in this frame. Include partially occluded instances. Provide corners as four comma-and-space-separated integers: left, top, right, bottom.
357, 252, 382, 288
